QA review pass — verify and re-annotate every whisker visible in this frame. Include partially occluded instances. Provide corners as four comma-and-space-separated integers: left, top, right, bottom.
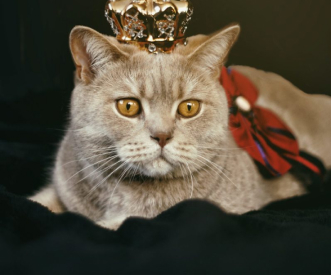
129, 163, 140, 184
178, 163, 187, 181
88, 156, 121, 180
110, 164, 132, 199
184, 162, 194, 199
64, 154, 119, 185
84, 146, 117, 154
196, 146, 253, 151
198, 150, 238, 158
179, 163, 189, 183
194, 157, 230, 186
61, 150, 117, 167
179, 163, 190, 201
86, 160, 127, 197
76, 157, 122, 189
197, 155, 238, 188
188, 159, 213, 178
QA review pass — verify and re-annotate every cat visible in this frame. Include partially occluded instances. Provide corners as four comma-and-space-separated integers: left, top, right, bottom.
30, 24, 331, 230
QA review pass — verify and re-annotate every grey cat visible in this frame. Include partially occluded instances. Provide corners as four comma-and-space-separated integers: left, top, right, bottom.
30, 24, 331, 230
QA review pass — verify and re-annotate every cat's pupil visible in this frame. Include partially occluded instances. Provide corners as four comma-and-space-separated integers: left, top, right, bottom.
126, 103, 131, 111
187, 103, 192, 112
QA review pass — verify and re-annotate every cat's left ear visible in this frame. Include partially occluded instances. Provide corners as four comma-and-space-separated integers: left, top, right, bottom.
188, 24, 240, 78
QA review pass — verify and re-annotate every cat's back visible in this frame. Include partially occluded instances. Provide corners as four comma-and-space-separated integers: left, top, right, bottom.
230, 65, 331, 168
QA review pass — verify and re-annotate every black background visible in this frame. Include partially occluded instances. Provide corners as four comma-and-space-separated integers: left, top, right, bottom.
0, 0, 330, 195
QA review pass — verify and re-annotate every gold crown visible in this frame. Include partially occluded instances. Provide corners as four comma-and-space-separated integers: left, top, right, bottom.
105, 0, 194, 53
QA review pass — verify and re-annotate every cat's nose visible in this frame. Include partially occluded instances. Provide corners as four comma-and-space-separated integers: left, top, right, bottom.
150, 133, 172, 148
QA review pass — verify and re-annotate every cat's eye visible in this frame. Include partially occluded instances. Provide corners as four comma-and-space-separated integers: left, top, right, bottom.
117, 99, 141, 117
178, 100, 200, 118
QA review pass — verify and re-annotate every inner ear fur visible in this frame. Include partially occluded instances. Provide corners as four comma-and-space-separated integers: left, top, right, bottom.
70, 26, 128, 84
188, 24, 240, 77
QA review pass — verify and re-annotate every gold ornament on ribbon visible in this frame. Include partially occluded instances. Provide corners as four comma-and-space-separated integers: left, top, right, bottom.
105, 0, 194, 54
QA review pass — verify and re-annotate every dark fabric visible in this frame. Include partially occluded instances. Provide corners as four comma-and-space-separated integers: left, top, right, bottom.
0, 172, 330, 275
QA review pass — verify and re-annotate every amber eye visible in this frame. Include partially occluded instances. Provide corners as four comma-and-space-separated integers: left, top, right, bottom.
117, 99, 141, 117
178, 100, 200, 118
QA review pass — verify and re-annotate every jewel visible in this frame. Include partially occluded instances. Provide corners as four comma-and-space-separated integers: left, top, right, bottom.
148, 43, 157, 53
105, 13, 120, 36
123, 12, 146, 40
156, 13, 175, 39
235, 96, 252, 112
181, 7, 193, 35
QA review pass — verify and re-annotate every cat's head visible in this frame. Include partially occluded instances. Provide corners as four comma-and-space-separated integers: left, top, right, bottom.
69, 24, 240, 179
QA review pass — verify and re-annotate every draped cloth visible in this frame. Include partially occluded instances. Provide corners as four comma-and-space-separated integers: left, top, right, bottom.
220, 67, 324, 179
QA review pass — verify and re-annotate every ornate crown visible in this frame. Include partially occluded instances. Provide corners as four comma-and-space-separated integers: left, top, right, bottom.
105, 0, 194, 54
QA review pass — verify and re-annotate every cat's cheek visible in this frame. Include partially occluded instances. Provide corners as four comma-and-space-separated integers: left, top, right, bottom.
163, 145, 197, 164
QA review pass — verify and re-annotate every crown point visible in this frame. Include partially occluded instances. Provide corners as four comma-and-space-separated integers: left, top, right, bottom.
105, 0, 194, 53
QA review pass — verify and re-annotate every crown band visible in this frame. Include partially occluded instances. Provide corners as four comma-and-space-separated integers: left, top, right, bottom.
105, 0, 193, 53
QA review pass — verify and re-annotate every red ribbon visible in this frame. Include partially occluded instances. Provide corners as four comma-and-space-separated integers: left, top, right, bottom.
220, 67, 302, 177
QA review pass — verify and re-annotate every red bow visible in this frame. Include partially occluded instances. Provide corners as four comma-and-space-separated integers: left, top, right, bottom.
220, 67, 319, 177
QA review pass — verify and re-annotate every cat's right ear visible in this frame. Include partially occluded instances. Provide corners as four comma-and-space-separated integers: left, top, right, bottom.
70, 26, 128, 84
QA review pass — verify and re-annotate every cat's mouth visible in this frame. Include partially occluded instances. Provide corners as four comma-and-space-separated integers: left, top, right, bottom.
159, 156, 167, 162
140, 155, 173, 177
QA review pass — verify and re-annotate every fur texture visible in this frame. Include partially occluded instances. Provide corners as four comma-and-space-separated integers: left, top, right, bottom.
30, 25, 331, 230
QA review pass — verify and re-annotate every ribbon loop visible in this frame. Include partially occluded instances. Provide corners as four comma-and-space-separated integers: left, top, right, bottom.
220, 67, 324, 178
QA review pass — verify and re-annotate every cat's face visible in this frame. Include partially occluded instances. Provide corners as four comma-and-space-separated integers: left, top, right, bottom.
69, 25, 239, 179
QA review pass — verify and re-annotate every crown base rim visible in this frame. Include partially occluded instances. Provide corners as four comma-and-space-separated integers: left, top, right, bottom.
118, 37, 187, 53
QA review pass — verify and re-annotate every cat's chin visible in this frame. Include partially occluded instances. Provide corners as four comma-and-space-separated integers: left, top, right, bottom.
141, 157, 173, 177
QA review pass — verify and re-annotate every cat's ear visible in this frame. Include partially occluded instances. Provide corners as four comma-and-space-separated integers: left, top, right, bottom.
188, 24, 240, 78
70, 26, 128, 84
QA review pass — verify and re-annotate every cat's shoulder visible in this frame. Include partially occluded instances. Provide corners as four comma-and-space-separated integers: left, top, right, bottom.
229, 65, 330, 103
229, 65, 305, 98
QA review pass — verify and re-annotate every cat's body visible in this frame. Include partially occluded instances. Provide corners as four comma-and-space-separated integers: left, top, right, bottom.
30, 25, 331, 230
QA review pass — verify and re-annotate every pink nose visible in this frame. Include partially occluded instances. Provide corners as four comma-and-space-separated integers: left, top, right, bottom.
150, 133, 172, 148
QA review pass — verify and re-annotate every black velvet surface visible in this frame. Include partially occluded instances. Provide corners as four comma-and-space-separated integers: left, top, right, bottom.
0, 173, 330, 275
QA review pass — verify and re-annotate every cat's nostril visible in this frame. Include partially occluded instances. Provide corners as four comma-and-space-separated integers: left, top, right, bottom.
151, 136, 160, 142
150, 133, 172, 148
